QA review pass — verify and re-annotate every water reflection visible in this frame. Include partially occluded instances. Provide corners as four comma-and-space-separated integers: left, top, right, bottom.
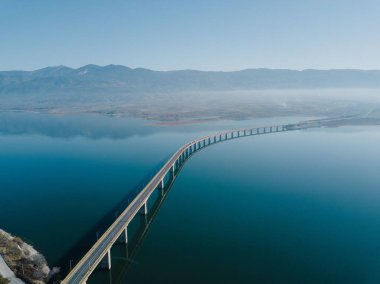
0, 111, 313, 139
88, 161, 185, 284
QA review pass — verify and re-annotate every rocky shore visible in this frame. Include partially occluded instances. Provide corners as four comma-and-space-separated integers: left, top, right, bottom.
0, 229, 58, 284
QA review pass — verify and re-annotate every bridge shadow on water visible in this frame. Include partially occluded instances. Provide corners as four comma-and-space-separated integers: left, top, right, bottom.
87, 166, 183, 284
57, 125, 294, 283
55, 153, 176, 280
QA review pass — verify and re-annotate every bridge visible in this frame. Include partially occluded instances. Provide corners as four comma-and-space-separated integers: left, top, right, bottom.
62, 122, 307, 284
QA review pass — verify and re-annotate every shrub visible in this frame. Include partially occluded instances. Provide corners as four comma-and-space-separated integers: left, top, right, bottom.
0, 275, 10, 284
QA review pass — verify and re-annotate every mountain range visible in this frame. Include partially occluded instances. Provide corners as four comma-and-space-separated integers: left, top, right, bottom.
1, 65, 380, 95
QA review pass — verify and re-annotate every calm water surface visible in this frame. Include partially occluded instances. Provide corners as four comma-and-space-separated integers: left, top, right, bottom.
1, 113, 380, 283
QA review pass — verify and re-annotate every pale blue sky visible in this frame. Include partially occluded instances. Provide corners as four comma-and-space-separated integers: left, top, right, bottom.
0, 0, 379, 71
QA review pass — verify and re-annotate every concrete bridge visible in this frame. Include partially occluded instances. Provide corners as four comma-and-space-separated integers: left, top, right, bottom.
62, 123, 303, 284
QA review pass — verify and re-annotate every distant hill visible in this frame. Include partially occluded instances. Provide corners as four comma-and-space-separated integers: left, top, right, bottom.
1, 65, 380, 95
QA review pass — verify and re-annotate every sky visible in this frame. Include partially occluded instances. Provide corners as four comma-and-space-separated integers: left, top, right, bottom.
0, 0, 379, 71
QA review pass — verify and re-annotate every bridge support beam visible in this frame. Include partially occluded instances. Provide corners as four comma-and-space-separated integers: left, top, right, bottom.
99, 249, 111, 270
140, 202, 148, 215
160, 179, 164, 190
158, 179, 165, 195
117, 227, 128, 244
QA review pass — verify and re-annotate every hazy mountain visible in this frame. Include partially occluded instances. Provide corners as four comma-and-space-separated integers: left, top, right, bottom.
1, 65, 380, 95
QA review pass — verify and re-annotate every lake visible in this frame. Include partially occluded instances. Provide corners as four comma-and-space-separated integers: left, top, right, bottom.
1, 113, 380, 283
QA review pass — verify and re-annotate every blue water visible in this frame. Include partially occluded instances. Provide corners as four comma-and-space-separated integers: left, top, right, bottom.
1, 113, 380, 283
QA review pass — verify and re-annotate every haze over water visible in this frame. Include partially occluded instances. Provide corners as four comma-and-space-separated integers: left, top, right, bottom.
1, 113, 380, 283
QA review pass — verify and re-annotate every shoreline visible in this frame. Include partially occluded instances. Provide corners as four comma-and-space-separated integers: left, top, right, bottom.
0, 255, 24, 284
0, 229, 57, 284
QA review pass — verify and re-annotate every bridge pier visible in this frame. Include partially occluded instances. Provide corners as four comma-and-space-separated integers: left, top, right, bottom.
161, 179, 164, 188
140, 202, 148, 215
117, 227, 128, 244
99, 249, 111, 270
159, 179, 165, 195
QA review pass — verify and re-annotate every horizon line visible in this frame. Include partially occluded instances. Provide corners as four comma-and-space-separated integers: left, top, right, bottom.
1, 64, 380, 73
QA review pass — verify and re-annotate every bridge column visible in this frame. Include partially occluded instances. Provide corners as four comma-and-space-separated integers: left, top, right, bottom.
100, 249, 111, 270
159, 179, 165, 195
140, 202, 148, 215
118, 227, 128, 244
